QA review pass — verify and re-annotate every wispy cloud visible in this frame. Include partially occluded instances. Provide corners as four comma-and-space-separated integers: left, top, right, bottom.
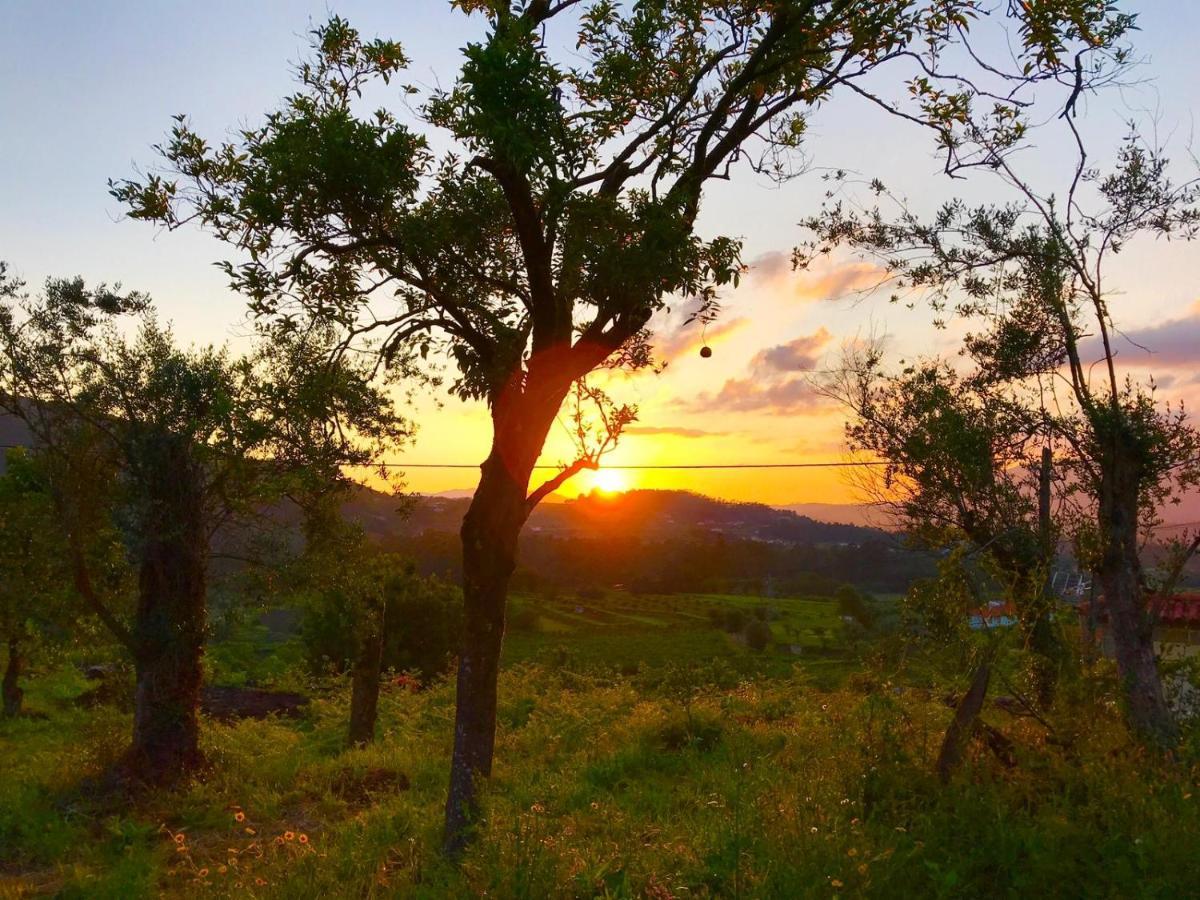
1098, 300, 1200, 369
654, 315, 748, 361
747, 250, 886, 302
625, 425, 731, 439
752, 328, 834, 372
679, 326, 836, 414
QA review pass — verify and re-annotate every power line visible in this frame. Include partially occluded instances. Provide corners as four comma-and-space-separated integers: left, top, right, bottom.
350, 460, 890, 470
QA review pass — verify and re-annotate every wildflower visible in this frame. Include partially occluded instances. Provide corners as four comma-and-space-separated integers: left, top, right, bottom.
298, 833, 309, 844
218, 865, 228, 874
174, 833, 186, 845
234, 811, 246, 823
284, 831, 295, 841
858, 863, 868, 875
198, 868, 209, 878
256, 877, 267, 886
831, 879, 843, 888
847, 848, 858, 857
810, 826, 818, 834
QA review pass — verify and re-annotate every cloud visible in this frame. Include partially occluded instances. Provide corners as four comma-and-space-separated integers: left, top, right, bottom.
679, 326, 837, 414
1101, 301, 1200, 369
625, 425, 730, 439
684, 374, 829, 414
752, 327, 833, 372
747, 250, 886, 302
655, 315, 748, 361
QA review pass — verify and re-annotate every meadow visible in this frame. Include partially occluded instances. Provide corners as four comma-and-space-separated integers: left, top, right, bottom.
3, 591, 1198, 898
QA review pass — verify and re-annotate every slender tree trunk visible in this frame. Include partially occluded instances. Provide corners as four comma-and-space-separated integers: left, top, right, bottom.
443, 373, 567, 856
2, 636, 22, 718
120, 435, 208, 784
1098, 452, 1177, 745
347, 604, 387, 748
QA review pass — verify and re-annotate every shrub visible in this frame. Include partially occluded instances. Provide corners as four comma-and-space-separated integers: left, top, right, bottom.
744, 619, 772, 652
300, 568, 463, 682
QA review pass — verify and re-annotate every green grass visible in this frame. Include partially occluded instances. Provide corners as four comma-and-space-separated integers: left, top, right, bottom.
3, 593, 1199, 897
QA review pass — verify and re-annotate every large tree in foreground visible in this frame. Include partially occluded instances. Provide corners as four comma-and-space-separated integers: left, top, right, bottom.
113, 0, 1132, 848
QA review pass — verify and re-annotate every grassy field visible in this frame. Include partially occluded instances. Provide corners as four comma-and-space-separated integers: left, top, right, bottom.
2, 592, 1199, 898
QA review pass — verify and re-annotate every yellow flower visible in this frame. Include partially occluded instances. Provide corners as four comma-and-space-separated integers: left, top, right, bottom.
847, 848, 858, 857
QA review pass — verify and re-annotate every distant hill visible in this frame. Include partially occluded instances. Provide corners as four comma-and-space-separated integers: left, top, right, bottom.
350, 487, 887, 546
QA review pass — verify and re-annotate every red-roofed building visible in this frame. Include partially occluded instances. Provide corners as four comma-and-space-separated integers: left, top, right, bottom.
1080, 592, 1200, 654
967, 601, 1019, 630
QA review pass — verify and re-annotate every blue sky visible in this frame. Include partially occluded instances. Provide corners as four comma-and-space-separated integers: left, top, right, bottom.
2, 2, 1198, 503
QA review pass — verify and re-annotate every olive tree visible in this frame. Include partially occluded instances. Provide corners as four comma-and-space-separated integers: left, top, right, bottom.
828, 352, 1066, 704
803, 133, 1200, 744
112, 0, 1133, 846
0, 271, 408, 783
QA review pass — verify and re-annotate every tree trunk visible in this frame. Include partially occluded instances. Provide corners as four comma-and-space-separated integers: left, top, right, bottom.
443, 374, 566, 856
347, 604, 387, 748
120, 435, 208, 784
937, 646, 995, 783
2, 636, 22, 718
1098, 451, 1177, 745
443, 451, 530, 855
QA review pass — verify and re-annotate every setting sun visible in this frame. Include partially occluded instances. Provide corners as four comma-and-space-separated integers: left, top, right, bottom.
591, 468, 628, 494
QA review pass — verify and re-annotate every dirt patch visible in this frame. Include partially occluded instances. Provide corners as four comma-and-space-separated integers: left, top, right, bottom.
201, 686, 309, 721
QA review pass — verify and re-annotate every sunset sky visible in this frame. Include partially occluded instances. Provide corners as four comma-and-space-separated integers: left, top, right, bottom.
3, 1, 1199, 507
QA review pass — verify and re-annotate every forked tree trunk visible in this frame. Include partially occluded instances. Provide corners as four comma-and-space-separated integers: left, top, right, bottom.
1098, 453, 1177, 745
2, 636, 22, 718
121, 435, 208, 784
347, 604, 387, 748
443, 374, 566, 856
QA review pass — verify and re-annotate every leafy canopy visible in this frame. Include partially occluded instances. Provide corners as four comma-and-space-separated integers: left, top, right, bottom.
111, 1, 1132, 425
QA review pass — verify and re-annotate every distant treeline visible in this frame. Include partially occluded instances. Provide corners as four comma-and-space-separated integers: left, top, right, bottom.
392, 529, 934, 598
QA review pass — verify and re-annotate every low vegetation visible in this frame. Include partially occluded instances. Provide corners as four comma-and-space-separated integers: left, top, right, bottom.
3, 597, 1198, 898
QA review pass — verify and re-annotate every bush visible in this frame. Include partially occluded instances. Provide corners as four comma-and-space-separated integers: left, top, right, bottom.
300, 565, 463, 682
744, 619, 772, 652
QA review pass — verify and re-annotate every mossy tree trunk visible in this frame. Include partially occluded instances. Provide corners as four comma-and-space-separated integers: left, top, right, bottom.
121, 434, 208, 784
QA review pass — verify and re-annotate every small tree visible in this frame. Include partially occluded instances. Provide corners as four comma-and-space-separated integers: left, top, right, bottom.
803, 132, 1200, 743
112, 1, 1133, 846
0, 451, 74, 717
0, 271, 408, 782
827, 354, 1065, 703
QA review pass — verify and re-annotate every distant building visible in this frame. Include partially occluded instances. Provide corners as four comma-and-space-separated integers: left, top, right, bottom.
967, 601, 1018, 630
1080, 592, 1200, 655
